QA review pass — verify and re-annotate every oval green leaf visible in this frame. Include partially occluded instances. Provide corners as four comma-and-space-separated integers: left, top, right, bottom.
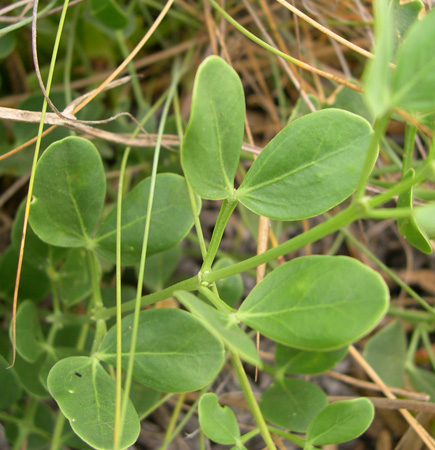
236, 109, 374, 220
47, 356, 140, 450
199, 393, 240, 445
0, 354, 22, 409
94, 173, 197, 265
30, 137, 106, 247
392, 9, 435, 113
175, 291, 260, 366
275, 344, 348, 375
306, 398, 374, 446
414, 204, 435, 239
363, 320, 407, 388
182, 56, 245, 199
237, 256, 389, 351
13, 300, 45, 363
260, 378, 328, 432
97, 308, 225, 392
214, 258, 244, 308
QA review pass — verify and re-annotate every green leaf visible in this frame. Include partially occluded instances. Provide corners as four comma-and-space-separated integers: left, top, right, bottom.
97, 308, 225, 392
237, 256, 389, 351
182, 56, 245, 199
142, 247, 181, 292
199, 393, 240, 445
0, 31, 15, 59
330, 85, 373, 124
0, 354, 22, 409
130, 382, 161, 418
47, 356, 140, 450
362, 0, 394, 118
14, 353, 49, 398
57, 248, 93, 306
407, 365, 435, 402
236, 109, 374, 220
275, 344, 348, 375
30, 137, 106, 247
0, 247, 50, 302
305, 398, 374, 446
94, 173, 197, 265
397, 169, 432, 254
414, 204, 435, 239
390, 0, 424, 52
392, 9, 435, 113
13, 300, 45, 363
260, 378, 328, 432
214, 258, 244, 308
175, 291, 260, 366
363, 320, 407, 388
90, 0, 128, 29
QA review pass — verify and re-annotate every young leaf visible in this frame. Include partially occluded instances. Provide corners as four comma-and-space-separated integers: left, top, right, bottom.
260, 378, 328, 432
94, 174, 197, 265
392, 9, 435, 113
305, 398, 374, 446
363, 320, 407, 388
237, 256, 389, 351
275, 344, 348, 375
397, 169, 432, 254
175, 291, 260, 366
236, 109, 373, 220
0, 354, 22, 409
30, 137, 106, 247
97, 309, 225, 392
13, 300, 45, 363
182, 56, 245, 199
47, 356, 140, 450
199, 393, 241, 445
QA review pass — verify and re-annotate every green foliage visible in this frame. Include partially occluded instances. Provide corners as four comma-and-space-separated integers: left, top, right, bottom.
97, 308, 225, 392
30, 137, 106, 247
237, 109, 374, 220
182, 55, 245, 200
48, 356, 140, 449
237, 256, 389, 350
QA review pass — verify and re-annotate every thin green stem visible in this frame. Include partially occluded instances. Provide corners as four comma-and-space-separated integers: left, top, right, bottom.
63, 3, 80, 106
201, 198, 238, 273
113, 146, 131, 449
268, 426, 306, 447
365, 207, 412, 220
405, 327, 421, 367
388, 306, 434, 324
161, 393, 186, 450
402, 124, 417, 176
49, 411, 66, 450
421, 331, 435, 372
203, 204, 360, 283
231, 353, 277, 450
139, 393, 173, 421
354, 114, 390, 199
198, 286, 235, 313
118, 60, 182, 447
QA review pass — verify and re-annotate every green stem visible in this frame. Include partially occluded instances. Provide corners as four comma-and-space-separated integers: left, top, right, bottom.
198, 286, 235, 313
388, 306, 434, 324
421, 331, 435, 372
354, 114, 390, 199
204, 204, 360, 283
94, 275, 198, 320
49, 411, 66, 450
402, 124, 417, 176
268, 426, 306, 447
161, 393, 186, 450
113, 146, 131, 449
405, 327, 421, 367
231, 353, 277, 450
201, 198, 238, 273
365, 207, 412, 220
118, 61, 182, 448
